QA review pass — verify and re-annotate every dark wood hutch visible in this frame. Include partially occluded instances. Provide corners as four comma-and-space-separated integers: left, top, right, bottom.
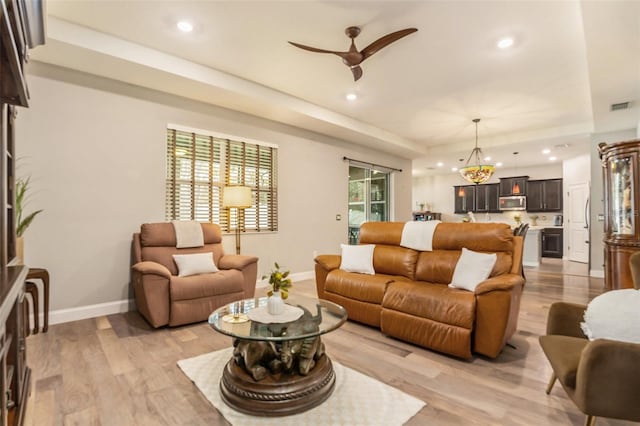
0, 0, 44, 424
599, 139, 640, 290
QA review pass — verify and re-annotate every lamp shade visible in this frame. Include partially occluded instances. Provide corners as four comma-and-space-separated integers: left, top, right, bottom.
222, 186, 252, 208
459, 164, 495, 184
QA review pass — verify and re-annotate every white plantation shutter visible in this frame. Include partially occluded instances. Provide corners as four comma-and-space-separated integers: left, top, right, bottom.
166, 128, 277, 232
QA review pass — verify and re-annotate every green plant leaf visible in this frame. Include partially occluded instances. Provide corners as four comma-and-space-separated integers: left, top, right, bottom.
17, 209, 43, 237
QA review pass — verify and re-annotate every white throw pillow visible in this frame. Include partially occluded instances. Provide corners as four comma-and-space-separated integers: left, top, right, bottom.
580, 289, 640, 343
172, 252, 219, 277
340, 244, 375, 275
448, 247, 497, 291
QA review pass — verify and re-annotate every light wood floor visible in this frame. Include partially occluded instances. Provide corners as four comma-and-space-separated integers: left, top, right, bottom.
24, 262, 637, 425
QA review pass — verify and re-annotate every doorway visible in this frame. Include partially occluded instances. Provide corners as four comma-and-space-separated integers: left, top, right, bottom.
568, 182, 590, 263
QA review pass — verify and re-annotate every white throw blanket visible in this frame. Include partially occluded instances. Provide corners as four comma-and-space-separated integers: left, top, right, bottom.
172, 220, 204, 248
400, 220, 441, 251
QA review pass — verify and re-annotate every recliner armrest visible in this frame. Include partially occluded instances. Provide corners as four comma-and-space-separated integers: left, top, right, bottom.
314, 254, 341, 271
474, 274, 524, 295
132, 261, 172, 278
218, 254, 259, 270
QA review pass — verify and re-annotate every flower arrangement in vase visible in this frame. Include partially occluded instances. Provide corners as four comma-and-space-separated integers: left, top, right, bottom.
263, 262, 292, 315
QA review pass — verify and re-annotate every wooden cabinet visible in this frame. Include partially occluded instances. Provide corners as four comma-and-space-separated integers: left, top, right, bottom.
527, 179, 563, 212
0, 1, 44, 424
475, 183, 500, 213
499, 176, 528, 196
599, 139, 640, 290
454, 185, 475, 214
541, 228, 563, 258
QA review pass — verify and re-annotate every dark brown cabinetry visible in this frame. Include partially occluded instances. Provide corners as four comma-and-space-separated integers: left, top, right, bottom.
541, 228, 563, 258
527, 179, 563, 212
475, 183, 500, 213
0, 1, 44, 424
599, 139, 640, 290
454, 186, 475, 214
499, 176, 528, 196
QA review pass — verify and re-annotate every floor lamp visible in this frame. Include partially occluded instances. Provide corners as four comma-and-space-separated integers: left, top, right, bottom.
222, 185, 252, 255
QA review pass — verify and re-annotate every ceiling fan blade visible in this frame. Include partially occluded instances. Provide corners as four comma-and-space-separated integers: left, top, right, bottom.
288, 41, 346, 57
351, 65, 363, 81
360, 28, 418, 60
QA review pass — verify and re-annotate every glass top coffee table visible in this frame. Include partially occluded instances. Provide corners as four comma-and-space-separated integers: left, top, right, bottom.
209, 294, 347, 416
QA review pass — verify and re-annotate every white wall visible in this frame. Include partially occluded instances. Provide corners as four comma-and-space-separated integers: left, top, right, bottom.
412, 163, 563, 225
16, 63, 412, 314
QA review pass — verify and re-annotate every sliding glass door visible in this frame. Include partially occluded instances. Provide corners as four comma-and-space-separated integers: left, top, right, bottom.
348, 165, 390, 243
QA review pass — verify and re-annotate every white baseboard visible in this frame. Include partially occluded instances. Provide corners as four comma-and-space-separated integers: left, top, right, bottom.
523, 261, 540, 268
48, 299, 135, 326
589, 269, 605, 278
39, 271, 317, 326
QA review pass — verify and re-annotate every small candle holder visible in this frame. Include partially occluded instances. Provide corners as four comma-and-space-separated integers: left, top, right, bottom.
222, 301, 249, 324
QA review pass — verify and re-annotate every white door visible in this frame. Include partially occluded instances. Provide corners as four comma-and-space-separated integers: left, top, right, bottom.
568, 182, 590, 263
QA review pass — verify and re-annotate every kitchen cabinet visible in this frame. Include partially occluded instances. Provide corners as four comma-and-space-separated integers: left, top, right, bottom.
527, 179, 563, 212
541, 228, 563, 258
499, 176, 528, 196
454, 185, 475, 214
475, 183, 500, 213
599, 139, 640, 290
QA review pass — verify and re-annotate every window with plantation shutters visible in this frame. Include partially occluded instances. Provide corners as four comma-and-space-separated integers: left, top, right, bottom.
166, 127, 278, 232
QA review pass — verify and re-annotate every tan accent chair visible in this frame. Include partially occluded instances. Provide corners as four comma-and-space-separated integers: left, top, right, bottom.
539, 302, 640, 425
132, 222, 258, 327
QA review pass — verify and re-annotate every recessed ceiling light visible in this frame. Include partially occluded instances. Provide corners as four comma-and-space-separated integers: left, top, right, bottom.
484, 156, 491, 161
542, 148, 551, 154
436, 162, 444, 167
451, 167, 458, 172
497, 37, 514, 49
549, 156, 557, 161
346, 93, 357, 101
177, 21, 193, 32
496, 162, 503, 167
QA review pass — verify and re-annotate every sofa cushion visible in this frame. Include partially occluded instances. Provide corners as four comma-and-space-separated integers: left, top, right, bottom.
373, 245, 418, 280
449, 248, 497, 291
170, 269, 244, 301
415, 250, 511, 284
141, 222, 222, 247
173, 252, 219, 277
340, 244, 375, 274
142, 245, 225, 276
325, 269, 400, 304
382, 281, 475, 329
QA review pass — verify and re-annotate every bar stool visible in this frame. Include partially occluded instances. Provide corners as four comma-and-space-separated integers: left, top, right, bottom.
25, 267, 50, 333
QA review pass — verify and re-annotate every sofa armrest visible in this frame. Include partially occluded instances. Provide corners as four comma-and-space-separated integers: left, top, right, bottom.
575, 339, 640, 419
474, 274, 525, 295
315, 254, 341, 271
218, 254, 258, 298
218, 254, 259, 270
132, 261, 172, 279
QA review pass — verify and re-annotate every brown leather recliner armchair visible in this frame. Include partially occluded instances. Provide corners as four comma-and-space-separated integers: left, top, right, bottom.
539, 302, 640, 425
132, 222, 258, 327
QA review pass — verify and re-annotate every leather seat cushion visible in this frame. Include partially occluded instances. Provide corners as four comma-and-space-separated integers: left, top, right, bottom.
325, 270, 402, 304
382, 281, 475, 329
539, 335, 589, 389
170, 269, 244, 301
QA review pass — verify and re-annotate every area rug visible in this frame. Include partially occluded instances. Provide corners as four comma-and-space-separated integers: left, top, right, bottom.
177, 347, 425, 425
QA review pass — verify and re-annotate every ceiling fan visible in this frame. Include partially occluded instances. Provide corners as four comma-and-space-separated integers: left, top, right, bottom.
288, 26, 418, 81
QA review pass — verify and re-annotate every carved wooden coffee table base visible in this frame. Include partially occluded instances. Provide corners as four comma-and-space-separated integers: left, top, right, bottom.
219, 353, 335, 417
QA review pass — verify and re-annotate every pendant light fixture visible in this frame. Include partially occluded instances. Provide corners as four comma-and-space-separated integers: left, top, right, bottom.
512, 152, 521, 194
459, 118, 495, 184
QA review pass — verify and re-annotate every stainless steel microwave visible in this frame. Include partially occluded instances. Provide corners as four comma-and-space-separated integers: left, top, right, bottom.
499, 196, 527, 211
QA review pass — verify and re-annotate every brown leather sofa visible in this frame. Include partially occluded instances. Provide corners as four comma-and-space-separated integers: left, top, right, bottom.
315, 222, 525, 359
132, 222, 258, 327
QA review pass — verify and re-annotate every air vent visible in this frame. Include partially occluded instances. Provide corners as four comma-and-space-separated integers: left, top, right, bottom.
611, 101, 630, 111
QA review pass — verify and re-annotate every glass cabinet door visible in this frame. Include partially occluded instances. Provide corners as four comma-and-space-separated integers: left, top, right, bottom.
609, 157, 634, 235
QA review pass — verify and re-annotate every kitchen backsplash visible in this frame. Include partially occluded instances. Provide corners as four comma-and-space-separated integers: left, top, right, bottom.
462, 211, 562, 226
